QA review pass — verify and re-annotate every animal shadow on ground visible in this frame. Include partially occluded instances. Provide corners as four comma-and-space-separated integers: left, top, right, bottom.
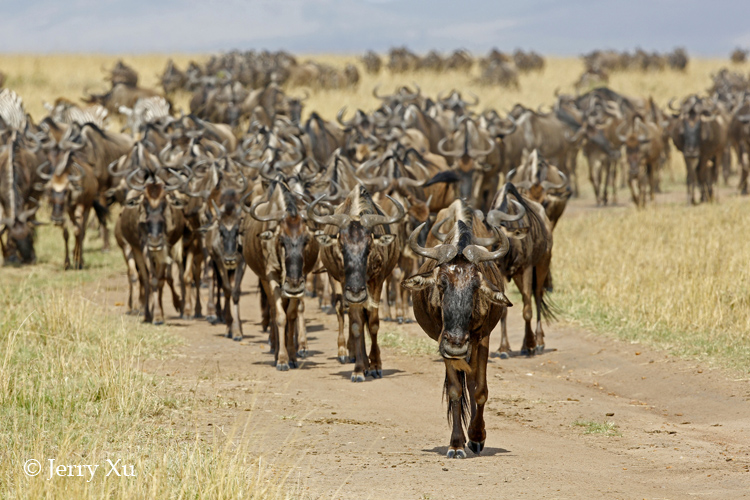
251, 358, 325, 369
331, 368, 406, 380
423, 446, 510, 457
489, 348, 558, 359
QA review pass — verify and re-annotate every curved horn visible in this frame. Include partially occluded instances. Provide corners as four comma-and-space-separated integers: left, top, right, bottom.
469, 136, 495, 158
541, 170, 568, 190
668, 97, 680, 112
486, 199, 527, 225
495, 116, 517, 136
408, 222, 457, 264
372, 84, 388, 101
360, 195, 406, 229
249, 198, 286, 222
36, 161, 53, 181
307, 195, 351, 228
126, 168, 146, 192
437, 137, 461, 157
462, 227, 510, 263
108, 158, 128, 177
430, 216, 450, 242
68, 162, 85, 183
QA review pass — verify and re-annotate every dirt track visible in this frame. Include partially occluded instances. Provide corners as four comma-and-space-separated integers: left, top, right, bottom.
92, 192, 749, 500
95, 276, 748, 498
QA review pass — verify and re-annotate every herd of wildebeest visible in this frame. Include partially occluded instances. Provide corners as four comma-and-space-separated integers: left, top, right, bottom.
2, 49, 750, 458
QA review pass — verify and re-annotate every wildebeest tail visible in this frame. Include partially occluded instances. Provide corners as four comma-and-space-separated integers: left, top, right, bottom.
443, 368, 470, 433
532, 267, 559, 324
92, 199, 109, 223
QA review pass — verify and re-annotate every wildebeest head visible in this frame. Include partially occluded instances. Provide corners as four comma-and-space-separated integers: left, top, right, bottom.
1, 205, 41, 265
403, 219, 512, 358
617, 118, 653, 174
250, 187, 316, 298
509, 149, 569, 205
437, 120, 496, 202
308, 187, 404, 304
37, 152, 84, 226
205, 189, 248, 271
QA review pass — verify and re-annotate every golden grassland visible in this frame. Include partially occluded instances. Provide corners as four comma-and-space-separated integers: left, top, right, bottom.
2, 51, 750, 497
0, 226, 300, 498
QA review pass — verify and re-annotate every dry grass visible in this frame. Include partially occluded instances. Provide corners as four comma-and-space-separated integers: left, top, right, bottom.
554, 196, 750, 374
0, 225, 300, 499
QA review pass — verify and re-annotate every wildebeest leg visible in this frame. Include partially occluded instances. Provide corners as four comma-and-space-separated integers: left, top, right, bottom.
229, 263, 245, 341
516, 270, 536, 355
533, 257, 551, 353
334, 280, 350, 363
183, 248, 195, 319
284, 297, 299, 368
648, 163, 657, 202
366, 300, 382, 378
150, 256, 166, 325
348, 306, 368, 382
122, 244, 138, 314
739, 150, 749, 195
467, 335, 490, 454
296, 298, 308, 357
193, 250, 204, 318
444, 360, 467, 458
165, 258, 182, 317
590, 158, 602, 205
393, 266, 406, 323
259, 285, 270, 333
628, 173, 640, 207
73, 206, 89, 270
62, 224, 71, 270
270, 280, 290, 371
206, 262, 218, 323
380, 280, 392, 321
496, 303, 511, 358
602, 160, 612, 206
132, 248, 150, 321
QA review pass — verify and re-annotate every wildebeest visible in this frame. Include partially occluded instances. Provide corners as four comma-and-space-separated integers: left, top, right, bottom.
244, 181, 319, 369
617, 116, 665, 207
486, 183, 554, 357
507, 149, 570, 229
37, 151, 101, 270
403, 200, 512, 458
308, 186, 404, 382
670, 96, 729, 204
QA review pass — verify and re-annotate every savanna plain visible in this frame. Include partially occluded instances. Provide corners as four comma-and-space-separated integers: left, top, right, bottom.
1, 54, 749, 499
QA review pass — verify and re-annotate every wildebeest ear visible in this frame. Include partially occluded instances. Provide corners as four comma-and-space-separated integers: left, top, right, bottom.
373, 233, 395, 246
401, 272, 434, 291
314, 233, 337, 247
258, 230, 274, 240
479, 280, 512, 307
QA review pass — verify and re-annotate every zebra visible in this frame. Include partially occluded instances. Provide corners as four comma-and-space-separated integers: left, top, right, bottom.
119, 96, 171, 136
0, 89, 27, 131
43, 99, 108, 128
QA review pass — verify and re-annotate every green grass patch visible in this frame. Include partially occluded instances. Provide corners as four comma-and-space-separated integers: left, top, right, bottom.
573, 420, 621, 436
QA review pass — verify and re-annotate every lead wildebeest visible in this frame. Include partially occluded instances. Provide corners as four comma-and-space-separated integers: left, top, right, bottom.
309, 185, 404, 382
403, 200, 513, 458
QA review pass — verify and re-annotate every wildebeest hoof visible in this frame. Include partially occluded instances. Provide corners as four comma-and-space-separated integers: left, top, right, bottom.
233, 335, 243, 342
535, 344, 545, 354
468, 440, 485, 455
337, 356, 348, 364
351, 373, 365, 382
498, 351, 510, 359
446, 448, 466, 459
349, 356, 356, 363
153, 320, 164, 326
289, 360, 299, 369
206, 315, 218, 324
397, 317, 403, 324
297, 349, 307, 358
276, 362, 290, 372
383, 316, 393, 322
367, 369, 383, 379
520, 347, 534, 356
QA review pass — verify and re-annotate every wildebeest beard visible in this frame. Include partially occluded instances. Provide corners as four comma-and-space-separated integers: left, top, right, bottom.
341, 220, 370, 304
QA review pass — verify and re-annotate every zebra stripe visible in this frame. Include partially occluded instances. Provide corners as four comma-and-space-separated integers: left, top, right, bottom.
0, 89, 26, 131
